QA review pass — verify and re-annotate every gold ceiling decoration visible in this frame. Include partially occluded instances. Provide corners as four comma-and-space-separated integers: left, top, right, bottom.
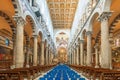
47, 0, 78, 29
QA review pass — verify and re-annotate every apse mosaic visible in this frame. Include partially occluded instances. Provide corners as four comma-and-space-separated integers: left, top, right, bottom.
55, 32, 69, 49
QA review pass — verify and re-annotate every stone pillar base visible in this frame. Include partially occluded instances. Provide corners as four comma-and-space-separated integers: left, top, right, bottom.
95, 65, 99, 68
15, 63, 23, 68
10, 65, 15, 69
26, 64, 30, 68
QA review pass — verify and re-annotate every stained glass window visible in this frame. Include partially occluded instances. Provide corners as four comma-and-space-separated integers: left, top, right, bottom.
5, 38, 9, 46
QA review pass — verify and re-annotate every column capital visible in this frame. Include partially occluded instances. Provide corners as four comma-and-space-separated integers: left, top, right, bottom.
76, 44, 79, 47
86, 31, 92, 35
97, 12, 112, 22
41, 40, 45, 43
33, 34, 38, 38
94, 43, 99, 49
14, 16, 25, 26
46, 47, 49, 49
80, 39, 84, 43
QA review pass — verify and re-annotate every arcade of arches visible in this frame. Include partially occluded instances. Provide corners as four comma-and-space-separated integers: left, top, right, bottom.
0, 0, 120, 80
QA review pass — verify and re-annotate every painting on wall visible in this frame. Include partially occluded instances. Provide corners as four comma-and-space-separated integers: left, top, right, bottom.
55, 32, 69, 49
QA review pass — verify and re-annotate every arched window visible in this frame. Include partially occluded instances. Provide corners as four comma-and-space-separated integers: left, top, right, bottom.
5, 38, 9, 46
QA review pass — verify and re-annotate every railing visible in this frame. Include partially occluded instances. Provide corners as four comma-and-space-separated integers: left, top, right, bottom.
0, 60, 13, 69
113, 62, 120, 70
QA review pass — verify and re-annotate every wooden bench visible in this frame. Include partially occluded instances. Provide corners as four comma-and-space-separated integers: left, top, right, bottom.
0, 64, 56, 80
69, 65, 120, 80
0, 70, 23, 80
100, 70, 120, 80
13, 68, 31, 80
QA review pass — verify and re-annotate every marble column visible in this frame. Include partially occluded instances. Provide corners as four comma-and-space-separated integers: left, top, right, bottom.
33, 35, 38, 66
70, 52, 72, 64
48, 48, 50, 64
72, 50, 73, 64
14, 17, 25, 68
74, 50, 76, 64
47, 48, 49, 65
70, 53, 72, 64
98, 12, 112, 68
26, 44, 30, 67
45, 47, 48, 65
74, 49, 76, 64
69, 53, 71, 64
49, 50, 52, 64
80, 40, 84, 66
84, 50, 87, 66
73, 51, 75, 65
49, 51, 52, 64
12, 31, 16, 69
109, 33, 113, 69
41, 41, 45, 65
72, 50, 74, 64
78, 43, 81, 65
76, 45, 79, 65
49, 51, 51, 64
72, 53, 73, 64
50, 52, 53, 64
94, 43, 99, 68
86, 31, 92, 66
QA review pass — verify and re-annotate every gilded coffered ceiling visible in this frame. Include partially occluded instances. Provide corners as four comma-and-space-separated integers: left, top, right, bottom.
47, 0, 78, 29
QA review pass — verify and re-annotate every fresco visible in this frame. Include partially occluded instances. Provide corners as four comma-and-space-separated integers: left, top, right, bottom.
55, 32, 69, 49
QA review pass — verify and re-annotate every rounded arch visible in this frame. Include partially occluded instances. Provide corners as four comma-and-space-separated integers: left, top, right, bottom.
81, 29, 87, 39
74, 43, 77, 48
0, 29, 12, 39
87, 12, 99, 31
0, 0, 15, 16
77, 37, 80, 43
38, 31, 43, 42
87, 12, 100, 46
109, 14, 120, 35
54, 30, 69, 45
44, 39, 47, 48
0, 11, 16, 38
55, 30, 70, 38
25, 15, 36, 33
23, 31, 29, 46
103, 0, 112, 11
24, 10, 37, 25
44, 39, 47, 56
81, 29, 87, 47
11, 0, 20, 15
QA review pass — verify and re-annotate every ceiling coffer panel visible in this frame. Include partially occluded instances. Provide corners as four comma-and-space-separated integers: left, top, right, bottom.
47, 0, 78, 29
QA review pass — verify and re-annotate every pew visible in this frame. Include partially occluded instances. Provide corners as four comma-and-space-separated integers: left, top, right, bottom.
100, 70, 120, 80
0, 70, 23, 80
0, 64, 56, 80
69, 65, 120, 80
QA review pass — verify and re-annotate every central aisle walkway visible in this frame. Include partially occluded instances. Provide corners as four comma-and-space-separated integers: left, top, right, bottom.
39, 64, 86, 80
